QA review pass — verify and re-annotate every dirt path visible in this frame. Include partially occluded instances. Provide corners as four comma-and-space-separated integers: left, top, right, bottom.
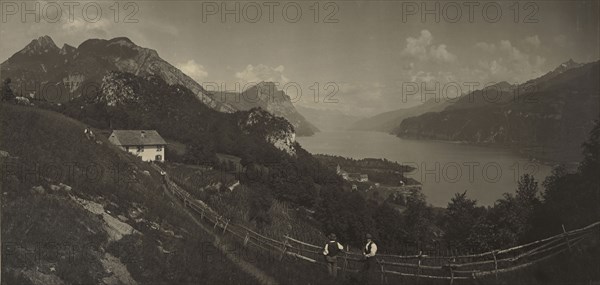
161, 177, 279, 285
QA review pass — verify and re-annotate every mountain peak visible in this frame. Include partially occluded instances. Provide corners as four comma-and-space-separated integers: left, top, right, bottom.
107, 37, 136, 47
19, 35, 59, 55
555, 59, 582, 72
36, 35, 56, 47
59, 44, 76, 55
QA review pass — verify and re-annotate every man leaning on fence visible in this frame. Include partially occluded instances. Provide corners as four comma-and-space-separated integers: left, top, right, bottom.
360, 233, 378, 284
323, 233, 344, 278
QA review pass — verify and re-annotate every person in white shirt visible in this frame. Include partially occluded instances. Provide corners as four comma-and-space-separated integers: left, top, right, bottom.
361, 233, 378, 284
322, 233, 344, 278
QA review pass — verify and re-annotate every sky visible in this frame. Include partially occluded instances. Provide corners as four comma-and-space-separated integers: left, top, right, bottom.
1, 0, 599, 117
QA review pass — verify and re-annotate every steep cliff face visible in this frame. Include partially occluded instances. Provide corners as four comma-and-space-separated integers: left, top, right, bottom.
98, 72, 139, 106
393, 61, 600, 160
213, 82, 318, 136
237, 108, 297, 156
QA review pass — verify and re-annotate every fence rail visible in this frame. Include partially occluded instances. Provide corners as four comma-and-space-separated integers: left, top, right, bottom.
154, 164, 600, 284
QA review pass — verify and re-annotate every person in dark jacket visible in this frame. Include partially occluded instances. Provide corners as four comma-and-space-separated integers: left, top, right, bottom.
323, 233, 344, 277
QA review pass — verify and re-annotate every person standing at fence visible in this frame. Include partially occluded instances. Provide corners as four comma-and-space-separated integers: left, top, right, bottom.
360, 233, 378, 284
322, 233, 344, 278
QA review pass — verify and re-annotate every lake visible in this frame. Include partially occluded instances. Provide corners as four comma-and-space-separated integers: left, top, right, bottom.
297, 130, 554, 207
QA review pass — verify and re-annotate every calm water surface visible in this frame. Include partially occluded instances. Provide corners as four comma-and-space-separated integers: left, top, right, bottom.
297, 130, 553, 207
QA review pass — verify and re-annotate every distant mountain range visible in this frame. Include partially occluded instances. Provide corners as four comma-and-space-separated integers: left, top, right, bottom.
393, 60, 599, 161
211, 82, 318, 136
343, 59, 598, 161
0, 36, 316, 136
295, 105, 364, 131
350, 98, 451, 132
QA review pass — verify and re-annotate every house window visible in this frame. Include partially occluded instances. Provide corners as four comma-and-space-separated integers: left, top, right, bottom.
137, 146, 144, 152
157, 145, 162, 152
155, 155, 162, 161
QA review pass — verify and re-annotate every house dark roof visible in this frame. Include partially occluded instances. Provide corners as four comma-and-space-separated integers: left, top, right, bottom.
109, 130, 166, 146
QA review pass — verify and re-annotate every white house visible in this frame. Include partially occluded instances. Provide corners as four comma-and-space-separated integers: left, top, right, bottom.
109, 130, 167, 162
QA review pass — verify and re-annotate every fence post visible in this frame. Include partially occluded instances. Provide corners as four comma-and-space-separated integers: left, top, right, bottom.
379, 259, 386, 284
343, 245, 349, 275
280, 237, 289, 261
449, 265, 455, 285
214, 216, 220, 229
492, 250, 499, 284
562, 224, 572, 252
416, 251, 422, 285
222, 218, 230, 235
243, 231, 250, 247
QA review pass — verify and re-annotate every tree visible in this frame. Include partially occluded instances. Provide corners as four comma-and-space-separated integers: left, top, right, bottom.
442, 191, 485, 252
403, 189, 435, 249
372, 202, 407, 253
516, 174, 539, 207
2, 78, 15, 101
538, 121, 600, 231
514, 174, 540, 240
524, 121, 600, 240
579, 120, 600, 185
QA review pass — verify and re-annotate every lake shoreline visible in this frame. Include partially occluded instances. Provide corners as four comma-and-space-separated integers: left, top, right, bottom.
350, 129, 579, 168
298, 130, 554, 207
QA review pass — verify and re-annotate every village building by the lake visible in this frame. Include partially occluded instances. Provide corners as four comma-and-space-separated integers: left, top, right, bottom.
336, 164, 368, 182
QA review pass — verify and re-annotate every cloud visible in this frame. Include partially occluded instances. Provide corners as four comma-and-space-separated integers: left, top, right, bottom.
476, 40, 546, 83
409, 71, 435, 83
401, 30, 456, 63
524, 35, 541, 48
61, 18, 112, 37
430, 44, 457, 62
235, 64, 289, 84
475, 42, 497, 53
402, 30, 433, 60
177, 60, 209, 82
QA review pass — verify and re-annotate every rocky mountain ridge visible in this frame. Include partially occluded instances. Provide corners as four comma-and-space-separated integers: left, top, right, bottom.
1, 35, 314, 134
211, 81, 318, 136
392, 60, 600, 161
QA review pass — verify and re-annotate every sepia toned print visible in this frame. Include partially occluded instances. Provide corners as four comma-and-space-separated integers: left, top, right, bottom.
1, 1, 598, 284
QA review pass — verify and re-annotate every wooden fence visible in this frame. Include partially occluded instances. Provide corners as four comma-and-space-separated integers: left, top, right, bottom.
154, 164, 600, 284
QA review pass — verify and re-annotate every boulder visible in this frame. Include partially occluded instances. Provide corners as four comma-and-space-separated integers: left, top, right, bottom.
59, 183, 72, 192
32, 185, 45, 194
15, 96, 32, 106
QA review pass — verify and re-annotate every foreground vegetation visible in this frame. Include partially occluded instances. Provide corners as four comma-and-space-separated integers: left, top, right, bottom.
0, 103, 259, 284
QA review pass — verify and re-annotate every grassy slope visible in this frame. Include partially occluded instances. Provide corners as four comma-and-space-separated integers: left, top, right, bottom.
0, 103, 259, 285
2, 103, 597, 285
